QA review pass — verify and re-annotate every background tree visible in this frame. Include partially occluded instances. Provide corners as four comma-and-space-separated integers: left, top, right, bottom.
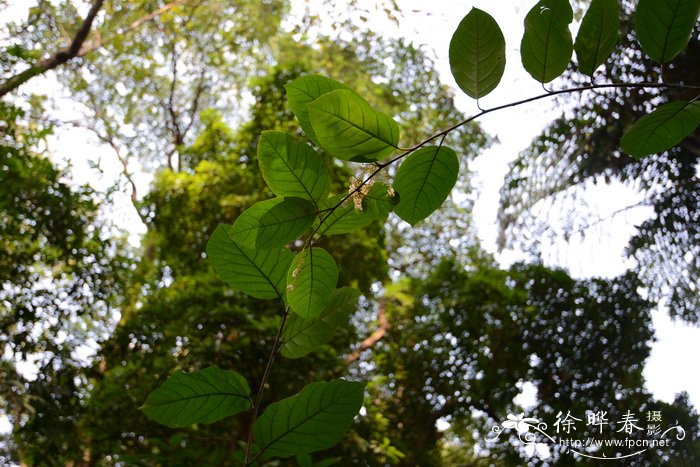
498, 0, 700, 321
1, 0, 699, 465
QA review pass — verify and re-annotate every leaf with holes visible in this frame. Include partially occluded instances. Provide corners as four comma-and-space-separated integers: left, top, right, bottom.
140, 366, 251, 428
636, 0, 700, 63
287, 248, 338, 319
394, 146, 459, 226
252, 380, 365, 459
574, 0, 620, 76
258, 131, 330, 203
449, 8, 506, 99
207, 224, 293, 300
230, 197, 316, 249
281, 287, 361, 359
620, 101, 700, 158
308, 89, 399, 162
315, 194, 375, 236
286, 75, 351, 147
521, 0, 574, 83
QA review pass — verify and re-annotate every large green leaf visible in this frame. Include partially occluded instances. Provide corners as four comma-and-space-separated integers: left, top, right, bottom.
141, 366, 251, 428
308, 89, 399, 162
316, 194, 374, 236
520, 0, 574, 83
258, 131, 330, 204
206, 224, 293, 300
286, 75, 351, 147
620, 101, 700, 158
363, 182, 398, 220
449, 8, 506, 99
394, 146, 459, 226
230, 197, 316, 249
286, 248, 338, 319
636, 0, 700, 63
574, 0, 620, 76
281, 287, 361, 359
252, 380, 365, 459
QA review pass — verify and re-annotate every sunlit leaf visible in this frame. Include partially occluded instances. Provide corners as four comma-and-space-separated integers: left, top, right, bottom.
363, 182, 398, 220
252, 380, 365, 459
574, 0, 620, 76
258, 131, 330, 204
620, 101, 700, 158
286, 75, 351, 147
394, 146, 459, 226
636, 0, 700, 63
287, 248, 338, 319
141, 366, 251, 428
308, 89, 399, 162
316, 194, 374, 236
281, 287, 361, 358
449, 8, 506, 98
521, 0, 574, 83
207, 224, 293, 300
231, 197, 316, 249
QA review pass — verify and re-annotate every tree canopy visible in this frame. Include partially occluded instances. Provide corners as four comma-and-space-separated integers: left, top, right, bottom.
1, 0, 699, 465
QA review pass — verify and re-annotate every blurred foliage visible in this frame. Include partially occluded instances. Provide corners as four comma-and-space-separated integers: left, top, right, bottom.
498, 0, 700, 321
0, 0, 698, 465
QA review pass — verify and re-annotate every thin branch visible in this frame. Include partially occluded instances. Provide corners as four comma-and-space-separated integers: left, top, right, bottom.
77, 0, 191, 57
0, 0, 191, 98
243, 307, 290, 465
0, 0, 105, 97
346, 299, 389, 363
304, 81, 700, 253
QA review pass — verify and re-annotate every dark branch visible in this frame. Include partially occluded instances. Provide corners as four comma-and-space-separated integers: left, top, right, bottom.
0, 0, 105, 97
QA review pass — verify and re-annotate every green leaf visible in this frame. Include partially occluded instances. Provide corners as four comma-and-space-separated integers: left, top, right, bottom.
363, 182, 398, 220
286, 75, 351, 147
620, 101, 700, 158
308, 89, 399, 162
449, 8, 506, 99
394, 146, 459, 226
520, 0, 574, 83
316, 194, 374, 236
141, 366, 251, 428
252, 380, 365, 459
281, 287, 361, 358
206, 224, 293, 300
286, 248, 338, 319
258, 131, 330, 203
574, 0, 620, 76
231, 197, 316, 249
636, 0, 700, 63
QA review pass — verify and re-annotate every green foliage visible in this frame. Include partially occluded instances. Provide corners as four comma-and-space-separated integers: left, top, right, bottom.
4, 1, 700, 464
258, 131, 331, 203
621, 101, 700, 157
315, 194, 375, 235
140, 366, 251, 428
230, 197, 317, 249
394, 146, 459, 226
636, 0, 700, 63
308, 89, 400, 162
287, 248, 339, 319
520, 0, 574, 83
285, 74, 351, 147
252, 380, 365, 459
449, 8, 506, 99
207, 225, 294, 300
574, 0, 620, 76
281, 287, 361, 359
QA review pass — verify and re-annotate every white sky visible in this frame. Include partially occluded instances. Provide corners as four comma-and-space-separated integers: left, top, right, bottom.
1, 0, 699, 434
